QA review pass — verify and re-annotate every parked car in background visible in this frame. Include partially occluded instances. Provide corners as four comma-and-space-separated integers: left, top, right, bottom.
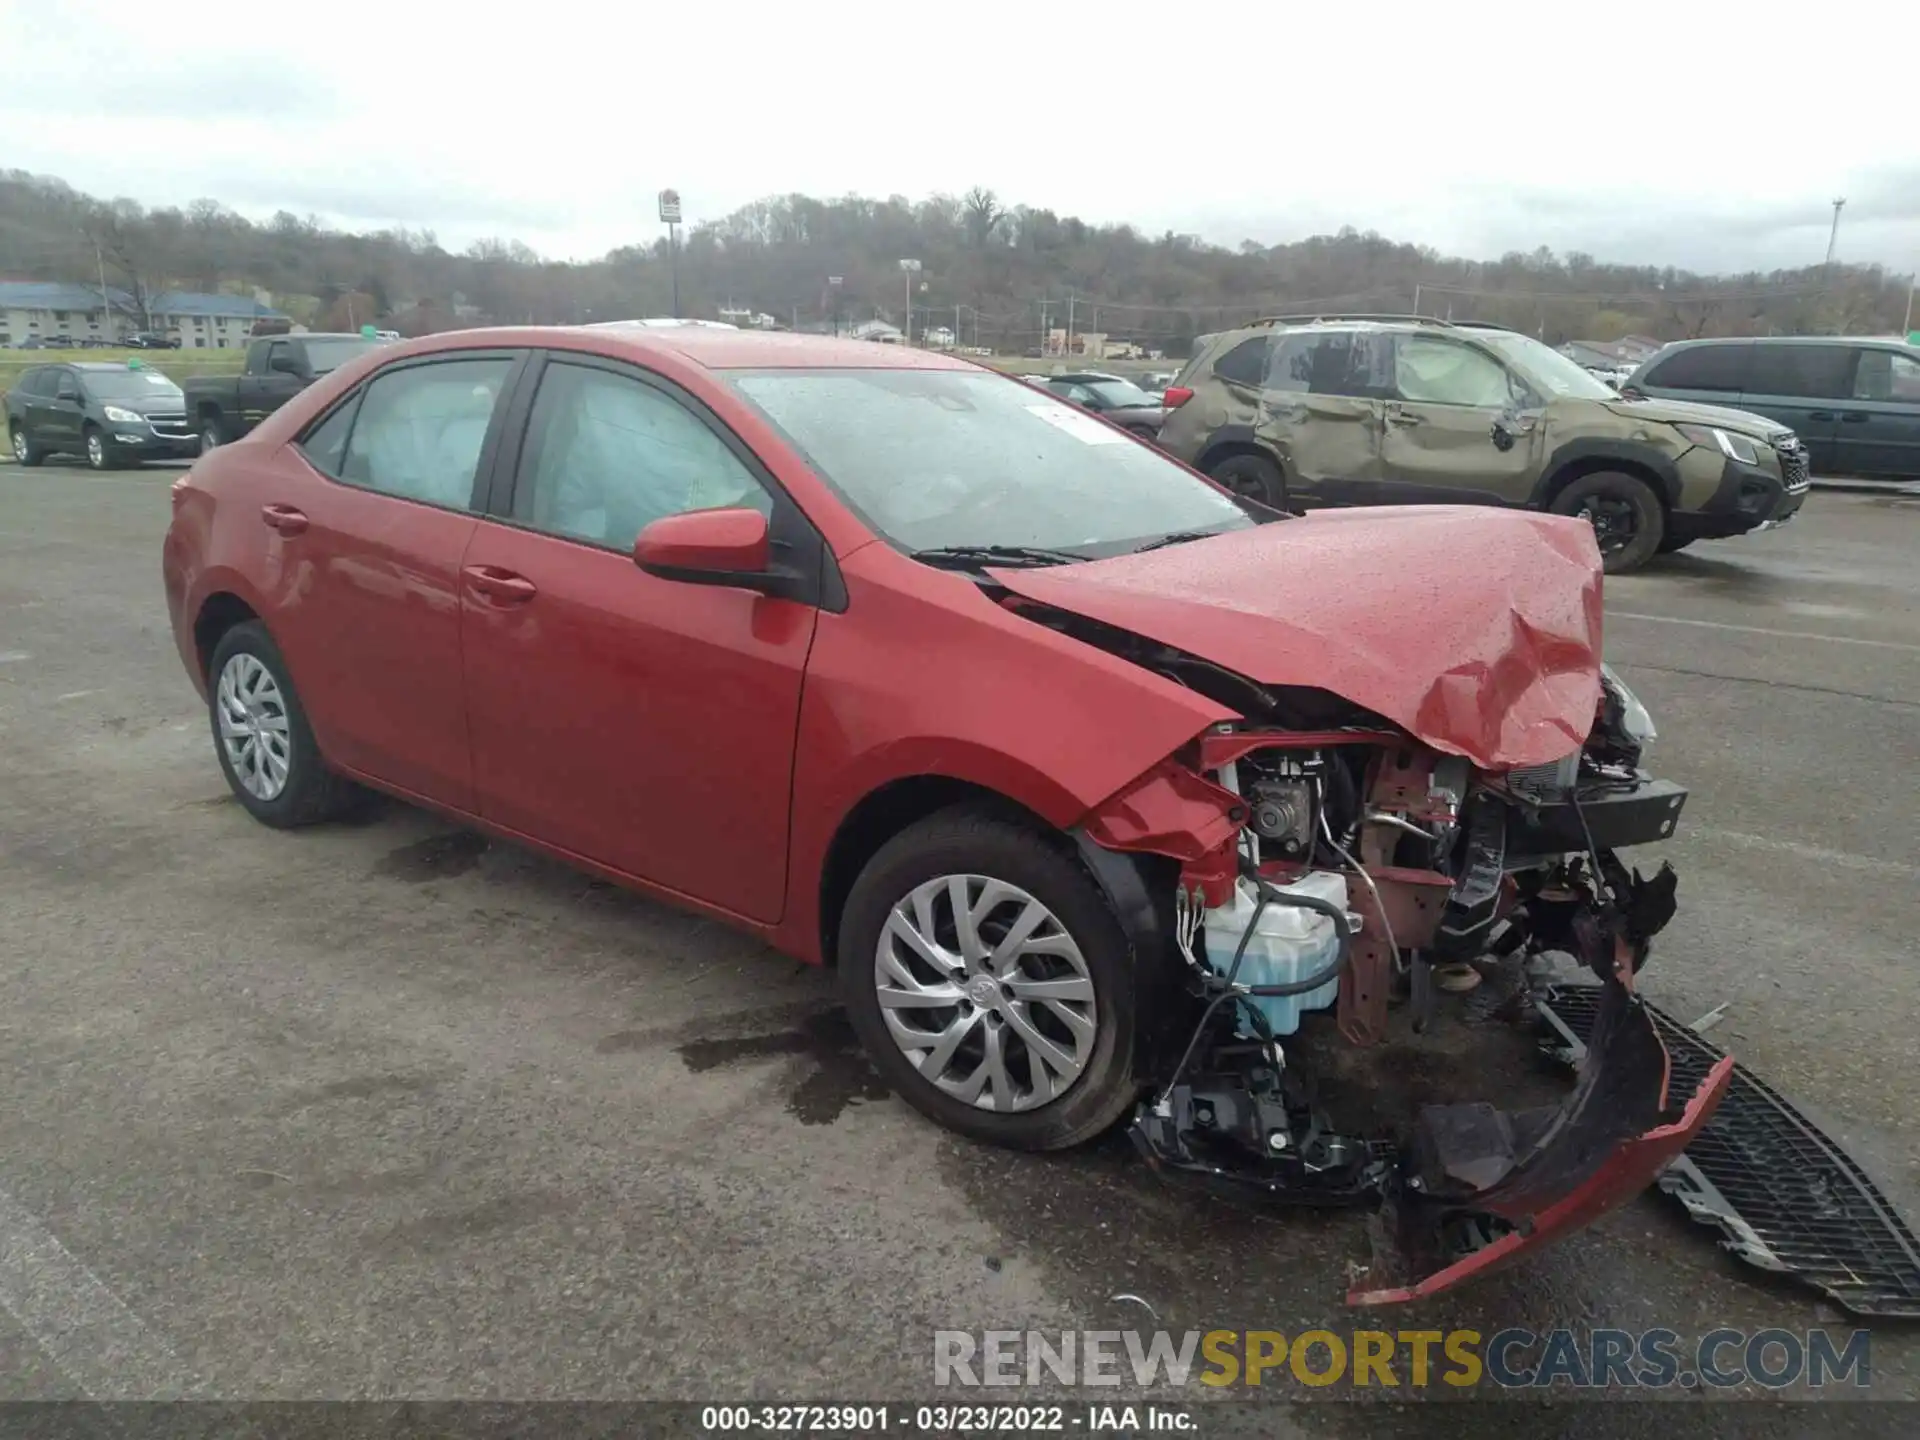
1157, 316, 1809, 571
14, 336, 48, 350
1624, 336, 1920, 481
182, 332, 385, 453
7, 361, 197, 468
162, 324, 1714, 1302
1040, 372, 1167, 439
125, 332, 183, 350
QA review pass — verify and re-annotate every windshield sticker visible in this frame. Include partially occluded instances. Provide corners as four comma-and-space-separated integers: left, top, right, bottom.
1025, 403, 1126, 445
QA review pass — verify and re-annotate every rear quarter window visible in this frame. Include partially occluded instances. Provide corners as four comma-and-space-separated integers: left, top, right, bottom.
1209, 335, 1273, 388
1641, 343, 1750, 392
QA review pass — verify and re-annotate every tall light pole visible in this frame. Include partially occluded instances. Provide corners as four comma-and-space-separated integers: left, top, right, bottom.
659, 189, 683, 317
898, 258, 921, 345
1826, 197, 1846, 267
828, 275, 843, 337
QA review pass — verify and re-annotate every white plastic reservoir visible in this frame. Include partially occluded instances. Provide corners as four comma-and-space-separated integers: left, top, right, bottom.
1202, 870, 1349, 1037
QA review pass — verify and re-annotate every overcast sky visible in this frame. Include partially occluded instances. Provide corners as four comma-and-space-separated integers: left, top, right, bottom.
4, 0, 1915, 277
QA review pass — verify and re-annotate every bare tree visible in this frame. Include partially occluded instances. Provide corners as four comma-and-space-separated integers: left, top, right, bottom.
963, 187, 1004, 248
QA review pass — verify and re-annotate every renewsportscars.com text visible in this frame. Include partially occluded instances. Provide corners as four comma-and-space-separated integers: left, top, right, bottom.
933, 1328, 1871, 1390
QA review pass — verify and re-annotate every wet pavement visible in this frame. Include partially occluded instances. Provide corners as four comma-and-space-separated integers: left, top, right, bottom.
0, 460, 1916, 1431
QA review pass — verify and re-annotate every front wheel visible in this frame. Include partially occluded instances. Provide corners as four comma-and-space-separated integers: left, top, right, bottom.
10, 424, 43, 467
83, 426, 114, 471
837, 808, 1144, 1151
1550, 470, 1665, 574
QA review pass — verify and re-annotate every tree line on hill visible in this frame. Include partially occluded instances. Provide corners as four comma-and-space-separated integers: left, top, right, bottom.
2, 169, 1910, 353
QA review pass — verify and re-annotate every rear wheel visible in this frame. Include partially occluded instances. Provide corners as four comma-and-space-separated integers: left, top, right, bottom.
1550, 470, 1665, 574
9, 424, 43, 467
837, 807, 1145, 1151
199, 416, 223, 454
206, 620, 359, 828
1208, 451, 1287, 509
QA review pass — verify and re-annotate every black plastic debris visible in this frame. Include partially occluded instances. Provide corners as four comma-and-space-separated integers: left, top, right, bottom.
1539, 985, 1920, 1318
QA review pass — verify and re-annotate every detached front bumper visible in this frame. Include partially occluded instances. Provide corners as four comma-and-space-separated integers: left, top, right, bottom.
1349, 976, 1732, 1304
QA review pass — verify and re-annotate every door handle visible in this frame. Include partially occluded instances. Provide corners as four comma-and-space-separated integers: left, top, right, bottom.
1840, 411, 1870, 423
462, 565, 537, 604
1386, 407, 1423, 426
260, 504, 308, 535
1808, 410, 1835, 422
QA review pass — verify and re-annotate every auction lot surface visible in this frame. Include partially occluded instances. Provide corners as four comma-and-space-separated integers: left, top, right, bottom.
2, 459, 1917, 1434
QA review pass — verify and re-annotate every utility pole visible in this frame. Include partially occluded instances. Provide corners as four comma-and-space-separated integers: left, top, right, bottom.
955, 302, 962, 349
1904, 271, 1915, 337
94, 243, 112, 339
898, 259, 921, 345
1826, 197, 1846, 266
1413, 282, 1422, 315
659, 190, 683, 318
1067, 293, 1075, 356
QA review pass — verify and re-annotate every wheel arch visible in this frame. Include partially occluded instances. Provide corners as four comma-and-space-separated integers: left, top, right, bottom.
1533, 441, 1680, 511
1194, 426, 1286, 477
192, 590, 264, 680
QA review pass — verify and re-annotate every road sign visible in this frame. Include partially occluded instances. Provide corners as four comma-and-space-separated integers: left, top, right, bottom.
658, 189, 682, 224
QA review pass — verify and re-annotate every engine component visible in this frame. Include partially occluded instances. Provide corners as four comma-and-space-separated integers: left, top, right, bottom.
1235, 749, 1323, 859
1201, 870, 1349, 1037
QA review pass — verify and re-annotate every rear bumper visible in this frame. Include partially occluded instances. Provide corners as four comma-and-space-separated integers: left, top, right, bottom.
1669, 456, 1809, 541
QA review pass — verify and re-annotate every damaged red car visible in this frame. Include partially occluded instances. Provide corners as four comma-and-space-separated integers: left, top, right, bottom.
163, 327, 1726, 1302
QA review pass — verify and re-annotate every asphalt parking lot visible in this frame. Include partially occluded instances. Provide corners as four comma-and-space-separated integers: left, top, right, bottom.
1, 457, 1917, 1432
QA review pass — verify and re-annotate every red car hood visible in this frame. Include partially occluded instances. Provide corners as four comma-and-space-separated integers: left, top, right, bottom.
992, 506, 1604, 771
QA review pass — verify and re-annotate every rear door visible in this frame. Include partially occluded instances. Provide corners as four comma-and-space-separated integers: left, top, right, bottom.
8, 367, 46, 441
1378, 333, 1543, 504
1832, 347, 1920, 480
263, 351, 525, 807
1257, 330, 1388, 506
1739, 343, 1855, 472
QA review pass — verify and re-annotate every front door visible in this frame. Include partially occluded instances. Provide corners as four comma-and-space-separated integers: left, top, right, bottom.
1377, 333, 1543, 504
1256, 330, 1390, 506
460, 354, 817, 923
260, 351, 522, 808
1833, 347, 1920, 480
47, 369, 86, 451
237, 339, 306, 436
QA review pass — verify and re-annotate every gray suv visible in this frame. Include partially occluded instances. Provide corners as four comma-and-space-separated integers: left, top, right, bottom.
1625, 336, 1920, 481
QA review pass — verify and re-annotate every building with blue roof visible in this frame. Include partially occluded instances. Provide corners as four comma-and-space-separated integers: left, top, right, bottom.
1, 281, 290, 348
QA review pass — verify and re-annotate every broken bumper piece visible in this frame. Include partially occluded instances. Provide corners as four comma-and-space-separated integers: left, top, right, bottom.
1542, 985, 1920, 1318
1349, 978, 1731, 1304
1130, 978, 1733, 1305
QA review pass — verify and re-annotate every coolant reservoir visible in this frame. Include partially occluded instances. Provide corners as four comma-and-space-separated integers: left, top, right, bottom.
1202, 871, 1349, 1037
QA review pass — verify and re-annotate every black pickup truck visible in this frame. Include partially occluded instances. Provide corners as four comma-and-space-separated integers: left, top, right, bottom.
183, 333, 384, 452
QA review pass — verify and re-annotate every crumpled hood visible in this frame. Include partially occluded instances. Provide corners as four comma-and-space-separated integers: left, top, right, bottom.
992, 506, 1604, 770
1605, 396, 1790, 439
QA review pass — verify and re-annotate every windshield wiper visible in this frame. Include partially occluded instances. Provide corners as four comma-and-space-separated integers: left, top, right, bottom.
1130, 528, 1229, 554
909, 544, 1085, 571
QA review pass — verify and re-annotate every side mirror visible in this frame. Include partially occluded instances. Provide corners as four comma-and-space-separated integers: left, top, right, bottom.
633, 506, 801, 599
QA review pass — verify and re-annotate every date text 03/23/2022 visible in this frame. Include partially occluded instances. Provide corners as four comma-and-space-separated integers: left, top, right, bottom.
698, 1405, 1192, 1432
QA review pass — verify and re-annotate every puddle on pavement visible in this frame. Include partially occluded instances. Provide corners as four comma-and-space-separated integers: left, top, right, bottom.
672, 1005, 891, 1125
372, 829, 489, 882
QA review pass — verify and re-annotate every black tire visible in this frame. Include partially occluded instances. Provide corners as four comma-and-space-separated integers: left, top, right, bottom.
1208, 451, 1288, 509
9, 423, 44, 467
199, 416, 223, 454
1656, 535, 1695, 554
83, 425, 114, 471
206, 620, 359, 828
1550, 470, 1665, 574
837, 806, 1147, 1152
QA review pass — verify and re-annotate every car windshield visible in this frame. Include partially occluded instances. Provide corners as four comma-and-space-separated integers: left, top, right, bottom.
82, 371, 183, 402
1472, 331, 1619, 400
726, 368, 1255, 556
302, 338, 382, 374
1082, 378, 1156, 407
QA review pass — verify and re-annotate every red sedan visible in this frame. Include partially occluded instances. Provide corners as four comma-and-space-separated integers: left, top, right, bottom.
164, 326, 1723, 1302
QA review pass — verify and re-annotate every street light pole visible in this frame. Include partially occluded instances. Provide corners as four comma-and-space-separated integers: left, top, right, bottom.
1826, 197, 1846, 267
898, 259, 921, 345
659, 189, 683, 318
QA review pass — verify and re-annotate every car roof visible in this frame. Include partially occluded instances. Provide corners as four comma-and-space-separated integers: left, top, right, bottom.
1660, 334, 1914, 350
391, 325, 980, 372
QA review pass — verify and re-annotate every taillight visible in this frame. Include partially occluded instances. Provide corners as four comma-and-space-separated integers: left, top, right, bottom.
1163, 385, 1193, 408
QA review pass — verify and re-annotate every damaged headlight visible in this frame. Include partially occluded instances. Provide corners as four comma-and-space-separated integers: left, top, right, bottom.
1676, 423, 1763, 466
1600, 662, 1657, 751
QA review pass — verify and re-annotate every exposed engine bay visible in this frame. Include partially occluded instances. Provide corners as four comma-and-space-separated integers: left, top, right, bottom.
1062, 619, 1730, 1302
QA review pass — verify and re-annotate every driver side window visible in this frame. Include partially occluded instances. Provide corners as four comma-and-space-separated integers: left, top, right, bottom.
1394, 336, 1519, 409
512, 362, 771, 552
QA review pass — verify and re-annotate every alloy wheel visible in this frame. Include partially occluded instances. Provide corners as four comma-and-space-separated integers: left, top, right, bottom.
10, 430, 25, 463
1575, 497, 1637, 556
215, 653, 293, 800
86, 432, 105, 468
873, 874, 1097, 1113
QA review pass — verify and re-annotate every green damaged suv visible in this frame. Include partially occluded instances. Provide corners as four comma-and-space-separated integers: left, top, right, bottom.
1157, 316, 1810, 572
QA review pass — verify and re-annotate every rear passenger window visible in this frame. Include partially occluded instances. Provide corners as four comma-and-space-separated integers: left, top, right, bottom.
1748, 345, 1853, 400
1210, 337, 1272, 387
1268, 333, 1394, 398
338, 359, 512, 509
511, 362, 771, 552
1642, 343, 1749, 392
